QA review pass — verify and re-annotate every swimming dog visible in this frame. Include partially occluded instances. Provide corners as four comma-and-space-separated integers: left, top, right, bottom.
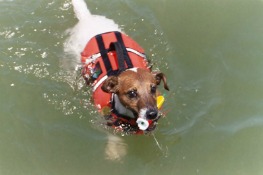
81, 31, 169, 134
69, 0, 169, 160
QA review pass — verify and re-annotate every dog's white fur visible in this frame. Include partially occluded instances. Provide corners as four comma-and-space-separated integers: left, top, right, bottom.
64, 0, 121, 61
66, 0, 127, 161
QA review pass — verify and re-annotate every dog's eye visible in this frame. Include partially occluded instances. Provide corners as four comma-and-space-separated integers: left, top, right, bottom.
127, 90, 137, 99
151, 85, 157, 94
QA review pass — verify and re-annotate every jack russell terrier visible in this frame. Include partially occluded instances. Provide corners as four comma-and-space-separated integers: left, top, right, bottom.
81, 31, 169, 134
69, 0, 169, 160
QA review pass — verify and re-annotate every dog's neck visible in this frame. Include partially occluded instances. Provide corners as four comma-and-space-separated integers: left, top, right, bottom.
112, 94, 135, 118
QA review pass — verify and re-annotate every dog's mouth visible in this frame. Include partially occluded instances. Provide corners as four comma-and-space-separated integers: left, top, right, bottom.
137, 117, 160, 133
135, 108, 161, 132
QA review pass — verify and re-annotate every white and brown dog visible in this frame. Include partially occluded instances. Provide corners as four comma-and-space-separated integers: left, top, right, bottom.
68, 0, 169, 160
81, 31, 169, 134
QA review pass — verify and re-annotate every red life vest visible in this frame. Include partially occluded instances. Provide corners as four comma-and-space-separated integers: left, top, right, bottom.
81, 31, 150, 134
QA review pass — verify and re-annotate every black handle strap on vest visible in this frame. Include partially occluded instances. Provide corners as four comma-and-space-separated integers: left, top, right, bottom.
114, 31, 133, 69
95, 34, 113, 74
95, 31, 134, 76
109, 42, 127, 73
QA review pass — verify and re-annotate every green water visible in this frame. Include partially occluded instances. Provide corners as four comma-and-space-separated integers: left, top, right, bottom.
1, 0, 263, 174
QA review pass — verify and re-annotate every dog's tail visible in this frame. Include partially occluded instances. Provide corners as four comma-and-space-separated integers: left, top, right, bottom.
72, 0, 91, 21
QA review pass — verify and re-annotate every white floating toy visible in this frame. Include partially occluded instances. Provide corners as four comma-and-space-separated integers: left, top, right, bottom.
136, 118, 149, 130
136, 95, 165, 131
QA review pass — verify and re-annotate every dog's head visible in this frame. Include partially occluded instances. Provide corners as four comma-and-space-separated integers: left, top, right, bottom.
101, 68, 169, 124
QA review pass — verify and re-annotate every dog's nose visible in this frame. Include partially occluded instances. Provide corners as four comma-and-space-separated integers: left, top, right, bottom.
146, 109, 158, 119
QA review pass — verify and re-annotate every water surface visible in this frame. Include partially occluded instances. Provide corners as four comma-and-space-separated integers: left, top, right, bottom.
1, 0, 263, 175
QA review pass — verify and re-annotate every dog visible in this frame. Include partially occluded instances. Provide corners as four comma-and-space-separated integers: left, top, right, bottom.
81, 31, 169, 134
69, 0, 169, 161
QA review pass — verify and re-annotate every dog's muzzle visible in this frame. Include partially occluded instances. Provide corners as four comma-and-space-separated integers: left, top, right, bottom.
136, 108, 161, 131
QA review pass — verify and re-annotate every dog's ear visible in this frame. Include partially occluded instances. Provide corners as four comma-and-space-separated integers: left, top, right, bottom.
101, 76, 119, 93
154, 72, 169, 91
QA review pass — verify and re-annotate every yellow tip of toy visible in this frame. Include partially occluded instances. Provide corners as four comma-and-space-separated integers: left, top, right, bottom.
157, 95, 165, 109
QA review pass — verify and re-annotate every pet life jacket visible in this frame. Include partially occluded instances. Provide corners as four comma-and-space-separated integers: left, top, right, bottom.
81, 31, 150, 134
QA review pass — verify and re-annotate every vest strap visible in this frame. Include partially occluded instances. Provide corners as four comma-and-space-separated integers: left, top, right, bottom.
95, 34, 113, 75
109, 42, 126, 73
114, 31, 133, 69
95, 31, 134, 76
